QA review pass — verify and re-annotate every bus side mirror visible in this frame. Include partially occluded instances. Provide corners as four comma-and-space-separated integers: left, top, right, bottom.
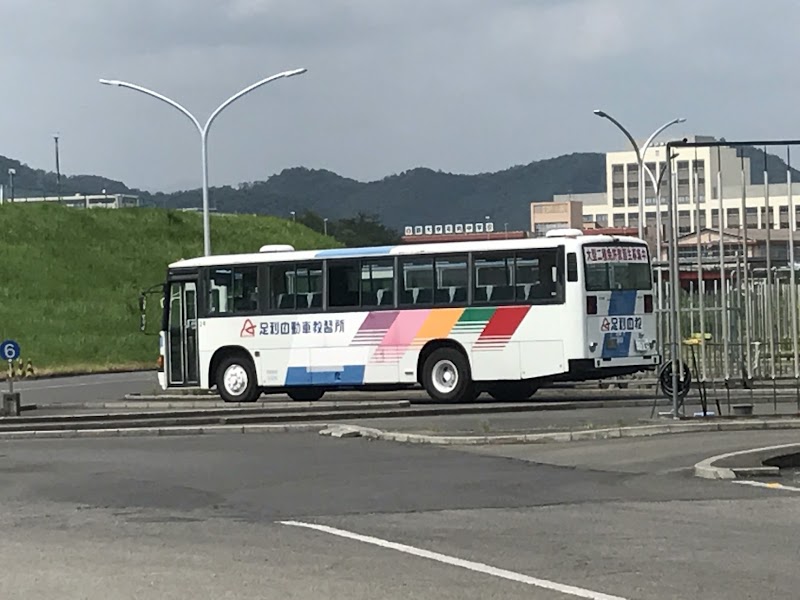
138, 283, 164, 336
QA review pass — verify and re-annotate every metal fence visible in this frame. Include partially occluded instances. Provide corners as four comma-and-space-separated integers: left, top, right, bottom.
655, 138, 800, 416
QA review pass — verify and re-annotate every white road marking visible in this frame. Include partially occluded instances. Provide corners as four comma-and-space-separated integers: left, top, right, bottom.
280, 520, 629, 600
734, 480, 800, 492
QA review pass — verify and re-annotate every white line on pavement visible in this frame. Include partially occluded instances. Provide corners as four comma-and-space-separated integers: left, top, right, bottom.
734, 480, 800, 492
280, 520, 629, 600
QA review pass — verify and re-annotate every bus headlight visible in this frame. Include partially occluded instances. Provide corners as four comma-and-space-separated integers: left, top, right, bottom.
589, 342, 598, 352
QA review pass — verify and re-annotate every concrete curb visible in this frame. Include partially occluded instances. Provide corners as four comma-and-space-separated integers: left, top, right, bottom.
0, 401, 414, 427
319, 418, 800, 447
0, 422, 328, 440
102, 398, 671, 410
122, 390, 800, 403
693, 443, 800, 480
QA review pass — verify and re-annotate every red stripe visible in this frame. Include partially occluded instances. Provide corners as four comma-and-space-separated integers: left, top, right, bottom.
477, 306, 530, 343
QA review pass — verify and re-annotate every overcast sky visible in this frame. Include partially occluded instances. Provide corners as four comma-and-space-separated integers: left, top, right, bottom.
1, 0, 798, 192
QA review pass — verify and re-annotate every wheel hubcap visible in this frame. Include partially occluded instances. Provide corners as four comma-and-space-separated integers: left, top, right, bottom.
431, 359, 459, 394
223, 364, 248, 396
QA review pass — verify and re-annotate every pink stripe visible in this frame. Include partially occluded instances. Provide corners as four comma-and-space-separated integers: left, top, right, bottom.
382, 310, 430, 347
372, 310, 430, 362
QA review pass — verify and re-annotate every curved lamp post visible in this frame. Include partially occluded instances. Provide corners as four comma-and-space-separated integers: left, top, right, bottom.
593, 110, 685, 239
100, 68, 307, 256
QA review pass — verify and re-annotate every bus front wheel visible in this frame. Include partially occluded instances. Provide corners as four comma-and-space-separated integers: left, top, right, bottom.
216, 354, 260, 403
422, 347, 476, 403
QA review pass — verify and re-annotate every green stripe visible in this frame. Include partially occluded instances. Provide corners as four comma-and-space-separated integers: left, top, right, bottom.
456, 307, 496, 324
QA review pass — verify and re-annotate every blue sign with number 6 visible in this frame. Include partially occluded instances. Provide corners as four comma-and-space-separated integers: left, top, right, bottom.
1, 340, 20, 361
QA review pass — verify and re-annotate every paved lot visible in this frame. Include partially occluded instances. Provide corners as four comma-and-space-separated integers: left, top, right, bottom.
14, 371, 159, 405
0, 430, 798, 599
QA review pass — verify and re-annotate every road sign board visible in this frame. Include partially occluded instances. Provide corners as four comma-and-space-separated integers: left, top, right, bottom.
1, 340, 20, 361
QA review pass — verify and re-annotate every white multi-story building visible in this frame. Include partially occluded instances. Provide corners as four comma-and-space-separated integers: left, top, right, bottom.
563, 135, 800, 236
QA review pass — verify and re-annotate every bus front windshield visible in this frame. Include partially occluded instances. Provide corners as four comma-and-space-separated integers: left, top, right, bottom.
583, 244, 651, 291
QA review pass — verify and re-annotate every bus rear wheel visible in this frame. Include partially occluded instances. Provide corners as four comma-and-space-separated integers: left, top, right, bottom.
288, 387, 325, 402
216, 354, 260, 403
486, 381, 539, 402
422, 347, 476, 403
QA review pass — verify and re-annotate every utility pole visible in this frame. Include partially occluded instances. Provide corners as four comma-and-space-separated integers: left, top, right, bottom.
54, 134, 62, 204
7, 168, 15, 203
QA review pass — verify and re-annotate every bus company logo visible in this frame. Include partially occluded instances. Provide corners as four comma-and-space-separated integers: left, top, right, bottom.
601, 316, 643, 332
240, 319, 256, 337
253, 318, 346, 337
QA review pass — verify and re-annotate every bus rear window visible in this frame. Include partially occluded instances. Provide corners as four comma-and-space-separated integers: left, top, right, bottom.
583, 244, 651, 291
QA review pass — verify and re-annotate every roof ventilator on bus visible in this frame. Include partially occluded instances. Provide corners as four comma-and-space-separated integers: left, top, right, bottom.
545, 228, 584, 238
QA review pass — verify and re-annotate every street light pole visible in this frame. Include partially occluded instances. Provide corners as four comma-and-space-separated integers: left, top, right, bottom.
100, 68, 307, 256
593, 110, 685, 239
643, 155, 676, 353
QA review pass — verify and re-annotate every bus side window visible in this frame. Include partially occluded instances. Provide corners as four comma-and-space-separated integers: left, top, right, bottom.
269, 264, 296, 311
399, 258, 434, 306
473, 254, 511, 304
516, 249, 564, 304
207, 266, 258, 315
361, 259, 394, 308
328, 261, 360, 309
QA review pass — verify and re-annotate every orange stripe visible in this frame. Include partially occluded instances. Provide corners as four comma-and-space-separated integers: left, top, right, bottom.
413, 307, 464, 342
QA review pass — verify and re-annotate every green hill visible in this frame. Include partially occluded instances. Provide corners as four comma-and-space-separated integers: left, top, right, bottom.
4, 143, 800, 235
0, 204, 339, 373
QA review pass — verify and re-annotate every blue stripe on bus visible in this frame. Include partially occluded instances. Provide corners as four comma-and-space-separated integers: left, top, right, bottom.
602, 290, 637, 358
284, 365, 366, 386
608, 290, 637, 315
601, 332, 633, 358
315, 246, 396, 258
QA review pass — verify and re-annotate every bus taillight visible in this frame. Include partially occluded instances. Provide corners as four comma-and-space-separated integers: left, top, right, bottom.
586, 295, 597, 315
157, 355, 164, 370
644, 294, 653, 313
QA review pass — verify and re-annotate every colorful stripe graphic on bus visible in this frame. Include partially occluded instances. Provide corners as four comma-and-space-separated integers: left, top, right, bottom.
352, 305, 532, 362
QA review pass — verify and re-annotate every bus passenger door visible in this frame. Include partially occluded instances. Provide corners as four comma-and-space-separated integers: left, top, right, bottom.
166, 280, 200, 387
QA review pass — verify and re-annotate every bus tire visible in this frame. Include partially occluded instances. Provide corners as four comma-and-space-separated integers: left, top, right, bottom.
216, 354, 260, 403
422, 347, 476, 403
287, 387, 325, 402
486, 381, 539, 402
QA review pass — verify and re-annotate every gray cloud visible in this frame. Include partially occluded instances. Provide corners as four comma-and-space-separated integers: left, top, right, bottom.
1, 0, 799, 194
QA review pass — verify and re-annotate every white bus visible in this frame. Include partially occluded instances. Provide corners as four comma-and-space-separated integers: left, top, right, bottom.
152, 229, 660, 403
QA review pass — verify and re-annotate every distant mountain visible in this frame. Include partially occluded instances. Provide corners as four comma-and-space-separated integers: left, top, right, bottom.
0, 155, 135, 199
737, 145, 800, 184
152, 152, 607, 230
4, 143, 800, 232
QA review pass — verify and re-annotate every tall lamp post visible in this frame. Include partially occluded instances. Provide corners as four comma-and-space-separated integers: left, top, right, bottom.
100, 68, 307, 256
593, 110, 685, 239
643, 154, 676, 350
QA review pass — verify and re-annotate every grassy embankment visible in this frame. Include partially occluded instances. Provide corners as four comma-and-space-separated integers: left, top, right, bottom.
0, 204, 339, 376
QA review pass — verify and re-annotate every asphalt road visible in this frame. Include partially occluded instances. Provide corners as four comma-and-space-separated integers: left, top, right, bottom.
0, 430, 798, 599
13, 371, 159, 405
